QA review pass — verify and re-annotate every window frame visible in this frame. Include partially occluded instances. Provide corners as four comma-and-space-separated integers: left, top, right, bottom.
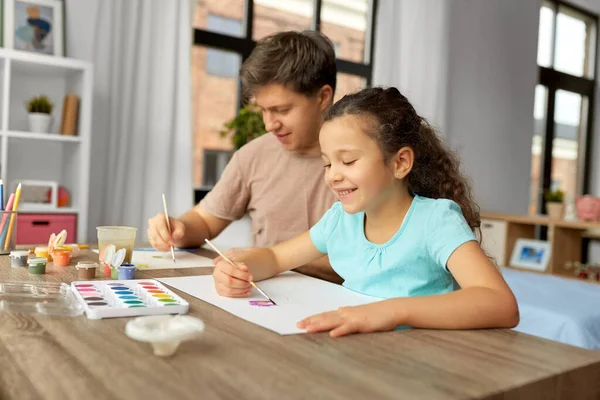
193, 0, 379, 194
536, 0, 598, 215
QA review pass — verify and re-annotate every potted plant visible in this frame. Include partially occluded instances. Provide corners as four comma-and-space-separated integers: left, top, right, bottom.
545, 188, 565, 219
220, 103, 266, 149
26, 95, 54, 133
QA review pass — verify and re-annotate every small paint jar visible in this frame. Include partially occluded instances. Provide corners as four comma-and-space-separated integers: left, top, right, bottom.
27, 257, 47, 274
111, 268, 119, 279
34, 246, 51, 261
76, 261, 98, 279
118, 264, 136, 280
9, 250, 29, 268
52, 249, 71, 267
103, 264, 111, 276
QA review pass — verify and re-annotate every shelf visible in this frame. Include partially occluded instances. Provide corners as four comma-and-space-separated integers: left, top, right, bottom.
5, 131, 81, 143
3, 48, 89, 79
17, 207, 79, 214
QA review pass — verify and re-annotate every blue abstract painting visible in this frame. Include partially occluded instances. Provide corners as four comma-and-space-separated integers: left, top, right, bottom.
14, 1, 54, 55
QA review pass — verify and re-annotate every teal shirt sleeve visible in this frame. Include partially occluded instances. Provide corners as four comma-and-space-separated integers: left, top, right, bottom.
427, 199, 477, 268
309, 202, 343, 254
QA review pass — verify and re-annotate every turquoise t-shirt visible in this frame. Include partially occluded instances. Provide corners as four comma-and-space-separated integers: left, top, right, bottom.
309, 195, 477, 298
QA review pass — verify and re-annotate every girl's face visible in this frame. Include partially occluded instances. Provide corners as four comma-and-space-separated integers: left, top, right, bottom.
320, 115, 398, 214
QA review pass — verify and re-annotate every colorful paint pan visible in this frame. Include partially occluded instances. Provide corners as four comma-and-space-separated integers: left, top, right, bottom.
147, 290, 164, 294
87, 302, 108, 306
75, 284, 94, 288
152, 294, 171, 298
158, 299, 177, 303
119, 296, 139, 300
114, 291, 134, 295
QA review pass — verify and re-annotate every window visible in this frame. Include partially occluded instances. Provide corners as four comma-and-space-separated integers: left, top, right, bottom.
206, 15, 243, 77
203, 149, 234, 187
192, 0, 379, 194
530, 1, 597, 215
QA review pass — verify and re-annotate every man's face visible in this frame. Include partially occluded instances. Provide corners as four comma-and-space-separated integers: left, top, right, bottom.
254, 83, 330, 154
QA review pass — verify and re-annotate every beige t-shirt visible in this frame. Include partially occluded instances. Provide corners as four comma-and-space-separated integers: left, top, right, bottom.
199, 134, 339, 280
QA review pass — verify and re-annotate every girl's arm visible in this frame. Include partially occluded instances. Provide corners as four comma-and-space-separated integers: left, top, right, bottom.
298, 241, 519, 336
387, 240, 519, 329
212, 232, 325, 297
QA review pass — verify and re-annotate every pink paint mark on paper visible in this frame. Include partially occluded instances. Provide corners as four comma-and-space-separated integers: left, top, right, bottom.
249, 300, 275, 307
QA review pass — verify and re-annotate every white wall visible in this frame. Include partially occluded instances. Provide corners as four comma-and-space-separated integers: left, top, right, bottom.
444, 0, 540, 214
64, 0, 104, 241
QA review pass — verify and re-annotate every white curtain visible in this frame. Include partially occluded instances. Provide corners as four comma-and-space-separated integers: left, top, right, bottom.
65, 0, 193, 242
373, 0, 451, 134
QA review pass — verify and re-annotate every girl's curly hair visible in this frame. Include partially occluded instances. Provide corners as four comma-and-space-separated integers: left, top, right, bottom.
324, 87, 481, 237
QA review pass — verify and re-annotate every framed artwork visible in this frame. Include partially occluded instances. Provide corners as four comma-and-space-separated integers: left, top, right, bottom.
4, 0, 64, 56
509, 239, 551, 272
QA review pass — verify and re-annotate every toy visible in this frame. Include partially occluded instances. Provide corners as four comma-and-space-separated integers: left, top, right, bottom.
564, 261, 600, 281
576, 195, 600, 222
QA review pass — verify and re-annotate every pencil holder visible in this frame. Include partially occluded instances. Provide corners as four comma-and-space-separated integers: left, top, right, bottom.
0, 211, 18, 255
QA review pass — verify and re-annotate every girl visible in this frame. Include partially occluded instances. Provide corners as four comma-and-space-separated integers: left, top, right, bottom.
212, 87, 519, 337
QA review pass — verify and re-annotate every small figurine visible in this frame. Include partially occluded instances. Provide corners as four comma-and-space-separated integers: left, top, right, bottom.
576, 195, 600, 222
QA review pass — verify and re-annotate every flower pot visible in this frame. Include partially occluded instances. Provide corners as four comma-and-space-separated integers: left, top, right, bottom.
28, 113, 52, 133
546, 202, 564, 219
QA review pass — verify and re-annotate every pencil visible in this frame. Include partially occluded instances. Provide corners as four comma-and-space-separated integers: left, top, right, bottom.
204, 238, 276, 305
162, 193, 176, 263
4, 183, 21, 250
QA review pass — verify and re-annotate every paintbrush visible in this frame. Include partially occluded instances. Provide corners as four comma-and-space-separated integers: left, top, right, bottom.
204, 238, 276, 305
162, 193, 176, 263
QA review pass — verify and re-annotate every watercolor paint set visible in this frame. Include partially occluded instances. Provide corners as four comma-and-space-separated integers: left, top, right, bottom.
71, 279, 189, 319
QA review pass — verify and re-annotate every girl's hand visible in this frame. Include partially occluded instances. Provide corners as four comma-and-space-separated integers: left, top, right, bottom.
297, 302, 399, 337
212, 249, 253, 298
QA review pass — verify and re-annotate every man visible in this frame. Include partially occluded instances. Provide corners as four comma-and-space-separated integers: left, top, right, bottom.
147, 31, 341, 283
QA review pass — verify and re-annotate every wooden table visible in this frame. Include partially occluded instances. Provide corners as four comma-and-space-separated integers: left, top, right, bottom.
1, 250, 599, 400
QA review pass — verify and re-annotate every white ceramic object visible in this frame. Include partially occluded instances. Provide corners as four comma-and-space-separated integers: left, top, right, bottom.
125, 315, 205, 357
28, 113, 52, 133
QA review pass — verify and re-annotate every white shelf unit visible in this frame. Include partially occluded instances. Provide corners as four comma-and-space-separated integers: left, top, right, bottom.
0, 48, 93, 243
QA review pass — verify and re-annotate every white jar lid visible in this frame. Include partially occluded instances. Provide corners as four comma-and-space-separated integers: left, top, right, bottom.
10, 250, 29, 257
76, 261, 99, 269
27, 257, 47, 264
125, 315, 205, 357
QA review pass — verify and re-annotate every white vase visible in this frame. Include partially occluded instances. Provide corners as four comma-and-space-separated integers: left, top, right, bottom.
546, 202, 565, 219
28, 113, 52, 133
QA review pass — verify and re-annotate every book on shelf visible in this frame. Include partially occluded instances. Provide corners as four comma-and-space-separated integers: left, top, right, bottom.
60, 94, 79, 136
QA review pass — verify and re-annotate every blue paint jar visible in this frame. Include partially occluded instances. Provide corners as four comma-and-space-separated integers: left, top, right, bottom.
118, 264, 136, 280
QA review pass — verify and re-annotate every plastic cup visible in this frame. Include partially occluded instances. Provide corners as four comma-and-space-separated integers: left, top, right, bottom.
96, 226, 137, 263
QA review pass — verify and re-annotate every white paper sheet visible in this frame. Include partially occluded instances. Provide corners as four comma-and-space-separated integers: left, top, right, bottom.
132, 250, 214, 269
157, 272, 381, 335
92, 249, 214, 269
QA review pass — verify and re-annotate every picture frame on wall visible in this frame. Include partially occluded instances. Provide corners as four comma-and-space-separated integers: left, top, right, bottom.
509, 238, 551, 272
3, 0, 64, 56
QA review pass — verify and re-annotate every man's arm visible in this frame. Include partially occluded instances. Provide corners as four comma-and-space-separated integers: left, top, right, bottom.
174, 206, 232, 249
293, 255, 343, 284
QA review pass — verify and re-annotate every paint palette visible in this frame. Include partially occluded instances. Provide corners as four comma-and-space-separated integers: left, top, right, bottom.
71, 279, 189, 319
